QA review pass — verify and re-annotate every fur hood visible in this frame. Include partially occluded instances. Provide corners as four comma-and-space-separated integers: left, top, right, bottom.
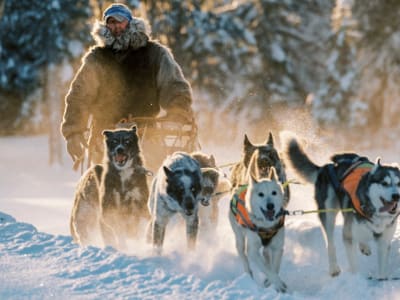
91, 17, 151, 51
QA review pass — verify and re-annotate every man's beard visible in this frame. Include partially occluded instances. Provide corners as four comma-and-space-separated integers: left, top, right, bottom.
109, 31, 131, 51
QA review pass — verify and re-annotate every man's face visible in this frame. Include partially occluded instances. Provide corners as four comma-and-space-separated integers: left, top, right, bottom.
106, 17, 129, 37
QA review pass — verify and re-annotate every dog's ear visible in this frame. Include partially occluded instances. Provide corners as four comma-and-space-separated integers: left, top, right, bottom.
130, 125, 137, 133
249, 171, 258, 186
268, 167, 278, 181
163, 166, 174, 178
265, 131, 274, 146
244, 134, 253, 149
102, 130, 113, 138
209, 154, 216, 167
371, 157, 382, 174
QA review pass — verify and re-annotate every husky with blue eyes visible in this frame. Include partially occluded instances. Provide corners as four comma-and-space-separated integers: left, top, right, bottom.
282, 133, 400, 280
147, 152, 203, 254
70, 126, 150, 251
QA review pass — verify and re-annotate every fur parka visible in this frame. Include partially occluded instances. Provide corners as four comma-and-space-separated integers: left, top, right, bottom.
61, 17, 194, 163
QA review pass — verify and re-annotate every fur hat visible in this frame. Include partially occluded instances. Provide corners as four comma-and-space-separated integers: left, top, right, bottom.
103, 3, 133, 23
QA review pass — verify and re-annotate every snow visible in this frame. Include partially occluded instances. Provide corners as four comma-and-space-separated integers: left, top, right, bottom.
1, 135, 400, 299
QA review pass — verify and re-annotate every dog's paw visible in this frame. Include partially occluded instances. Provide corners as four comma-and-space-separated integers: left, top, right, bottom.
264, 277, 288, 293
329, 265, 341, 277
359, 243, 371, 256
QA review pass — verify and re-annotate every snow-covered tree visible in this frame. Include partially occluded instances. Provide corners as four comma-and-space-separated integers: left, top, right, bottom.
0, 0, 92, 134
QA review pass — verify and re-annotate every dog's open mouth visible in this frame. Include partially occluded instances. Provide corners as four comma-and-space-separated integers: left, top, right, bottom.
113, 153, 128, 166
260, 207, 276, 221
380, 197, 398, 214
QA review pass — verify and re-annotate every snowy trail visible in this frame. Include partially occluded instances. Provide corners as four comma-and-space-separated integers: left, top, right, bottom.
1, 135, 400, 299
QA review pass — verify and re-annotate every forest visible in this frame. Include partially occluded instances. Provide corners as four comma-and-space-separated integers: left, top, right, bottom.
0, 0, 399, 162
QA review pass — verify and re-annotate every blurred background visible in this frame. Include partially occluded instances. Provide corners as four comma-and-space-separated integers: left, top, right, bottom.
1, 0, 399, 166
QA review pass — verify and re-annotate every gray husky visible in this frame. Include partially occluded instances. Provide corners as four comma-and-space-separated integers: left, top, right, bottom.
70, 126, 149, 250
191, 151, 232, 231
147, 152, 203, 254
282, 134, 400, 279
230, 132, 289, 206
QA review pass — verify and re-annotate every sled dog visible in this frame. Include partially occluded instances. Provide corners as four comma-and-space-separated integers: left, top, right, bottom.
230, 132, 289, 205
191, 151, 232, 230
282, 133, 400, 279
70, 126, 150, 250
229, 167, 287, 292
70, 165, 103, 247
147, 152, 203, 253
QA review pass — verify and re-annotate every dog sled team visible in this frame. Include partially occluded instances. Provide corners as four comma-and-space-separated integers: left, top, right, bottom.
68, 127, 400, 293
62, 3, 400, 293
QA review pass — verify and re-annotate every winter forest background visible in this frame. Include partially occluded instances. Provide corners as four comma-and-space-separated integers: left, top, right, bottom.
1, 0, 400, 165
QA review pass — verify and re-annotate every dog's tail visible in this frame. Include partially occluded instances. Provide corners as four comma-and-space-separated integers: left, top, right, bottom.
280, 131, 320, 183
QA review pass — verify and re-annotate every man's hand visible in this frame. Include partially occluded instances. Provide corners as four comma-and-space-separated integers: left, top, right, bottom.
66, 133, 87, 167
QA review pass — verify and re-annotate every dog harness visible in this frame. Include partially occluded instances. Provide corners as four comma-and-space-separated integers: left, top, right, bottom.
341, 162, 374, 219
230, 185, 285, 246
328, 159, 374, 220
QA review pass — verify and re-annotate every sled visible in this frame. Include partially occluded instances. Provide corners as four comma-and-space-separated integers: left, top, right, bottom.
116, 116, 200, 171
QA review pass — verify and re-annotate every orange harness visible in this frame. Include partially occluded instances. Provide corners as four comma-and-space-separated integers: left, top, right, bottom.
341, 162, 374, 220
230, 185, 285, 246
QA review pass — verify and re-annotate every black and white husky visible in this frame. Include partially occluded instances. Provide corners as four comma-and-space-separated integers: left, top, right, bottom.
70, 126, 150, 250
147, 152, 203, 254
229, 167, 287, 292
282, 134, 400, 279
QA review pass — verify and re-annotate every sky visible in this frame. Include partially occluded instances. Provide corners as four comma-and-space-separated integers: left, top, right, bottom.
1, 134, 400, 299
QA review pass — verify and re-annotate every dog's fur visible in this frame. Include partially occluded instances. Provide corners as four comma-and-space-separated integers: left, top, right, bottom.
70, 126, 149, 250
229, 167, 287, 292
282, 134, 400, 279
147, 152, 203, 253
70, 165, 103, 247
230, 132, 289, 206
191, 151, 232, 230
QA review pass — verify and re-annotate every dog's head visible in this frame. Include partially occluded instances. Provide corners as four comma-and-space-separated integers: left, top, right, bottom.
197, 168, 220, 206
102, 126, 141, 169
364, 158, 400, 217
244, 132, 284, 181
247, 167, 284, 225
163, 166, 202, 216
191, 151, 216, 168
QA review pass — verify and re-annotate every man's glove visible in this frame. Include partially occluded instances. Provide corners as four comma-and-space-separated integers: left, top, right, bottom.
66, 133, 87, 166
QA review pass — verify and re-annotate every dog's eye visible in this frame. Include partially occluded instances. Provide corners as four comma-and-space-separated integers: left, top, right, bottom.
272, 190, 277, 196
124, 140, 131, 146
258, 192, 264, 197
191, 187, 197, 194
382, 182, 389, 187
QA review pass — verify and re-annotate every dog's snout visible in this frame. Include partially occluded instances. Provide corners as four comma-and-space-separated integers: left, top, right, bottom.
184, 198, 195, 210
267, 203, 274, 210
392, 193, 400, 202
116, 146, 124, 154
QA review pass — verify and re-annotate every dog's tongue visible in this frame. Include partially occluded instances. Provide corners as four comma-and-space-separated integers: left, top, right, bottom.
265, 210, 275, 219
380, 201, 397, 213
115, 153, 126, 164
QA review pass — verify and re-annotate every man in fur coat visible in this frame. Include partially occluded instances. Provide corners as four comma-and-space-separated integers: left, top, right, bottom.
61, 3, 197, 169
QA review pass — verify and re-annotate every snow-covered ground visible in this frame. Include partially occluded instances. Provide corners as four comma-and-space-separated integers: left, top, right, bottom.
1, 134, 400, 299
